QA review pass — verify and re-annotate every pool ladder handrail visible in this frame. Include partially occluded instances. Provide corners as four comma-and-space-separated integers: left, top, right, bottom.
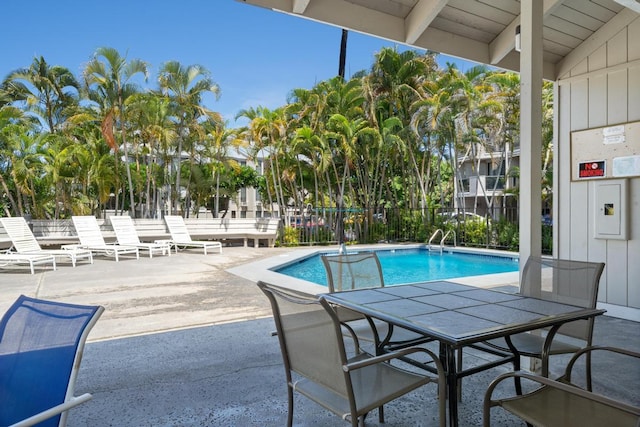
428, 229, 456, 254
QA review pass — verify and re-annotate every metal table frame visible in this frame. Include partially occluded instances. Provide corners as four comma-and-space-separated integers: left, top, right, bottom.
322, 281, 606, 426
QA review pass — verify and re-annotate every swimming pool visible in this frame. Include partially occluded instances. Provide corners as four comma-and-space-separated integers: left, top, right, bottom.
275, 248, 519, 286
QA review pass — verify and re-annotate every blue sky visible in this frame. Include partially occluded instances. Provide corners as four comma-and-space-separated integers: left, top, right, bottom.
2, 0, 478, 126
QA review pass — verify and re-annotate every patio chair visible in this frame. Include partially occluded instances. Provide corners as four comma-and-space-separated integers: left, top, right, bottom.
163, 215, 222, 255
483, 346, 640, 426
479, 256, 605, 389
321, 252, 433, 350
71, 216, 139, 262
108, 215, 171, 258
0, 295, 104, 427
0, 217, 93, 267
0, 252, 57, 274
257, 281, 446, 427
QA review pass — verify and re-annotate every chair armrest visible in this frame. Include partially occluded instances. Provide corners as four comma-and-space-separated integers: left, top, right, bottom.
344, 346, 443, 374
339, 321, 362, 352
484, 371, 640, 416
564, 345, 640, 383
11, 393, 93, 427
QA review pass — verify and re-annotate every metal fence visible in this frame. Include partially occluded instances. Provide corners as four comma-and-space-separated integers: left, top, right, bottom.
278, 207, 552, 255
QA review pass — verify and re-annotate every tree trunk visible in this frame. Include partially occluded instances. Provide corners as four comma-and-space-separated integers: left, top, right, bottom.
338, 29, 348, 79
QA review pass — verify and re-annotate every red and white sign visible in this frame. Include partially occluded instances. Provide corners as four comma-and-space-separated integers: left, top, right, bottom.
578, 160, 606, 178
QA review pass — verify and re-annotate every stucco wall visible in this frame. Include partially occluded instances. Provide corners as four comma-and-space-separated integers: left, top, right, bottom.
556, 16, 640, 309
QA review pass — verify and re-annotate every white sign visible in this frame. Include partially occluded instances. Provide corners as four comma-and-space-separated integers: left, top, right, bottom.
603, 134, 625, 144
602, 125, 625, 137
612, 155, 640, 177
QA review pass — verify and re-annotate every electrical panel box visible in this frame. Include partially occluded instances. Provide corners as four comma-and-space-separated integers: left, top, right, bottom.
594, 179, 628, 240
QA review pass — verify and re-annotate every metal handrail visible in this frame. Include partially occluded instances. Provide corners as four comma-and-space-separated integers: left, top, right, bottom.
440, 230, 456, 253
428, 229, 443, 251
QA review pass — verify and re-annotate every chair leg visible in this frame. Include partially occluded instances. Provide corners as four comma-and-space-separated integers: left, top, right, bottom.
586, 351, 592, 391
378, 405, 385, 423
512, 356, 522, 395
457, 348, 463, 401
287, 387, 294, 427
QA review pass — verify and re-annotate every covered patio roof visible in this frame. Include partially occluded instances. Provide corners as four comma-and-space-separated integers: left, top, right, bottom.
238, 0, 639, 81
238, 1, 640, 306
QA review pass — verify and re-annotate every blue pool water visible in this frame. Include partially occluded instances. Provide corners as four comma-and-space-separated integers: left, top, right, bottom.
275, 248, 519, 286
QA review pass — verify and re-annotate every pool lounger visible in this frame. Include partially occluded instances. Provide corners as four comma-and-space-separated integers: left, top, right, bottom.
0, 252, 57, 274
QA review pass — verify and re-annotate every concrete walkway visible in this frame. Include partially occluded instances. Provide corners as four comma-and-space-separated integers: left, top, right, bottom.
1, 246, 638, 426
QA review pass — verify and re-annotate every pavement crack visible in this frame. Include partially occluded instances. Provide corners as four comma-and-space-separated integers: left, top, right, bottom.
34, 274, 45, 298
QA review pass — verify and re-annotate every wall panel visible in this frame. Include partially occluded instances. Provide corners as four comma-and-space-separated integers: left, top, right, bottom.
558, 17, 639, 310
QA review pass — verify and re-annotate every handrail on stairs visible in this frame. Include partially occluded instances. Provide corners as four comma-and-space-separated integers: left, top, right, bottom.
428, 229, 443, 251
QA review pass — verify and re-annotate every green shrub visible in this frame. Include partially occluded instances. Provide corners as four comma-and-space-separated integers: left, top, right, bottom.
283, 226, 299, 246
495, 219, 519, 251
542, 224, 552, 254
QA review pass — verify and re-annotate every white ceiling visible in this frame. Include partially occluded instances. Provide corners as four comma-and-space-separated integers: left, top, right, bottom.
238, 0, 640, 80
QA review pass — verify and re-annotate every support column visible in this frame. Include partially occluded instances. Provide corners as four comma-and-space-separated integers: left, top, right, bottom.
519, 0, 543, 279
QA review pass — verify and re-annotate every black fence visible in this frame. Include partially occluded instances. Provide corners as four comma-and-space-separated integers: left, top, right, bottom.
279, 207, 552, 255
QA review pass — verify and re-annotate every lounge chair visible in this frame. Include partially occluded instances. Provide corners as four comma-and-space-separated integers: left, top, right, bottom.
257, 281, 446, 427
71, 216, 139, 262
0, 252, 57, 274
0, 295, 104, 426
163, 215, 222, 254
484, 346, 640, 426
108, 215, 171, 258
0, 217, 93, 267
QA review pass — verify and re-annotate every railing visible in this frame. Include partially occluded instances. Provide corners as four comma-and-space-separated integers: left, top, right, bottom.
441, 230, 456, 252
427, 229, 456, 254
428, 229, 444, 252
278, 207, 552, 255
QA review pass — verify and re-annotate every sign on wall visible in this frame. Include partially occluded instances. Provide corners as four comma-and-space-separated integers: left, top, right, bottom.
571, 121, 640, 181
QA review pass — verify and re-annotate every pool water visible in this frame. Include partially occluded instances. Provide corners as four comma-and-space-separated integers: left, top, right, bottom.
275, 248, 519, 286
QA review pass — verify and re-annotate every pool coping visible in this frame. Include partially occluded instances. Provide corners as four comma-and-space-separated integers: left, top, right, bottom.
228, 243, 522, 295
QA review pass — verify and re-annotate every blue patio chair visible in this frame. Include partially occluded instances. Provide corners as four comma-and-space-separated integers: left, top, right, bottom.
0, 295, 104, 427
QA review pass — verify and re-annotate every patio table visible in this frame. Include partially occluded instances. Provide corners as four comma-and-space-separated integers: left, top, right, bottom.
322, 281, 606, 427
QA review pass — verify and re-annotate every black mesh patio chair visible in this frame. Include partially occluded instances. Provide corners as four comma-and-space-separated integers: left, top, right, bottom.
481, 256, 605, 389
484, 346, 640, 427
257, 281, 446, 427
321, 252, 433, 350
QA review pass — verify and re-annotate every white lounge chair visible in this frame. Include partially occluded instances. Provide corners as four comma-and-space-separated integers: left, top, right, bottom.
164, 215, 222, 254
109, 215, 171, 258
0, 217, 93, 267
0, 252, 56, 274
71, 216, 139, 262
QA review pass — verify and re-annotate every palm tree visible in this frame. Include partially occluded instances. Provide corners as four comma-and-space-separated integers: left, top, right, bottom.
0, 89, 33, 215
125, 92, 176, 217
1, 123, 50, 216
83, 47, 148, 216
2, 56, 79, 133
338, 29, 349, 79
324, 114, 371, 242
200, 120, 245, 217
157, 61, 221, 215
238, 106, 288, 219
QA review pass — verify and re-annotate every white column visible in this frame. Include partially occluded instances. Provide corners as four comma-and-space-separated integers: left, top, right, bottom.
519, 0, 543, 278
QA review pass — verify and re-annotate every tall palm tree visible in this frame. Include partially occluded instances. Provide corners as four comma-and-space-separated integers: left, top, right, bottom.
1, 123, 50, 216
126, 92, 176, 218
2, 56, 79, 133
200, 120, 244, 217
157, 61, 221, 215
238, 106, 288, 218
0, 89, 32, 215
338, 29, 349, 79
83, 47, 148, 216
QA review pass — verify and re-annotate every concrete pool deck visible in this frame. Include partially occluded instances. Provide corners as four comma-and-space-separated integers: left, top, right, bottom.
1, 244, 638, 426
